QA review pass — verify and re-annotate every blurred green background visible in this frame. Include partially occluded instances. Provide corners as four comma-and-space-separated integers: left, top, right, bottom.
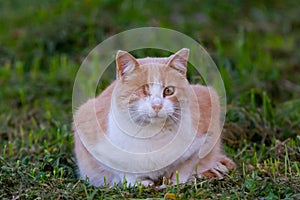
1, 0, 299, 100
0, 0, 299, 199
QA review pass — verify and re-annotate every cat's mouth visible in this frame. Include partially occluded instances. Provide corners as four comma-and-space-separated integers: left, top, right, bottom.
128, 111, 168, 127
130, 113, 180, 128
149, 114, 167, 122
137, 114, 166, 126
148, 112, 167, 118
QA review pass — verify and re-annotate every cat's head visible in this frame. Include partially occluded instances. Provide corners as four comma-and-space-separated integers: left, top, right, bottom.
113, 49, 191, 126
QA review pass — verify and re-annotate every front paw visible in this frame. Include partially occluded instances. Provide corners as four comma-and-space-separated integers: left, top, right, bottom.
219, 156, 236, 170
140, 179, 154, 187
201, 156, 236, 178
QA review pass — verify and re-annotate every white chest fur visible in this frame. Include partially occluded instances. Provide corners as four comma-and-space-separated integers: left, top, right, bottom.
107, 110, 177, 153
106, 105, 203, 178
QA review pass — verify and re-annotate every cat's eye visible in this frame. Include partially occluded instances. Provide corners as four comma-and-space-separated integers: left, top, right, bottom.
163, 86, 175, 96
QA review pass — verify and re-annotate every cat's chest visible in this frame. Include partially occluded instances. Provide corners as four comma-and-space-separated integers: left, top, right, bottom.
107, 109, 193, 153
105, 109, 204, 180
107, 112, 178, 153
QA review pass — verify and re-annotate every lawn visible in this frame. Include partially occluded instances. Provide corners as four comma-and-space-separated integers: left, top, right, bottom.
0, 0, 299, 199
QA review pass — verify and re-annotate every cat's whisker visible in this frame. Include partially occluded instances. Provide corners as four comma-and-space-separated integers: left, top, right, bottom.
139, 115, 149, 126
169, 114, 180, 120
129, 108, 148, 115
168, 117, 179, 124
130, 112, 147, 118
173, 105, 181, 109
167, 114, 180, 124
131, 114, 146, 121
129, 107, 142, 111
169, 111, 182, 117
172, 111, 182, 115
130, 112, 150, 126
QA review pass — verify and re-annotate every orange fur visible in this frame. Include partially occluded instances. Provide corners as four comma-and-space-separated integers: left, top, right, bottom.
73, 49, 235, 186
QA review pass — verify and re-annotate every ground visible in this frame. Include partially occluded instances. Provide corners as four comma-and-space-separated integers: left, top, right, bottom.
0, 0, 299, 199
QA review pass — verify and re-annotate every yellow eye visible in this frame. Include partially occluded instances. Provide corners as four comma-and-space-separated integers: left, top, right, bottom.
163, 86, 175, 96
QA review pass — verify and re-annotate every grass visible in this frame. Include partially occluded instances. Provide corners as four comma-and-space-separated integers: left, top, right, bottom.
0, 0, 299, 199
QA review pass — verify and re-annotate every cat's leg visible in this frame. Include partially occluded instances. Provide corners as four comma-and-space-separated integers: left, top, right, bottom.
169, 144, 236, 184
197, 141, 236, 178
169, 154, 200, 184
170, 155, 236, 184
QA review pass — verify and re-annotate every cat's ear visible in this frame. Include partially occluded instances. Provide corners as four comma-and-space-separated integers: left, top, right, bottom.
167, 48, 190, 75
116, 50, 139, 79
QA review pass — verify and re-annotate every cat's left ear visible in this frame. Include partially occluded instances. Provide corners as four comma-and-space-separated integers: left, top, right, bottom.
116, 50, 139, 79
167, 48, 190, 75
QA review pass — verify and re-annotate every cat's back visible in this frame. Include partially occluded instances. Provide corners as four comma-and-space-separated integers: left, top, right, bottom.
190, 84, 220, 135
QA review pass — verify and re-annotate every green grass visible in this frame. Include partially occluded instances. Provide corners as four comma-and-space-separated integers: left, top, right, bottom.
1, 0, 299, 199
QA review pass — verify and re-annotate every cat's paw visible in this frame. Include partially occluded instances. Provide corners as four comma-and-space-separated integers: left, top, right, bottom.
219, 156, 236, 170
140, 179, 154, 187
201, 156, 236, 178
201, 168, 223, 178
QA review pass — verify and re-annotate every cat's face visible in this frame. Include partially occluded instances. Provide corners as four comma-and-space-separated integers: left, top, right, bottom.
113, 49, 191, 126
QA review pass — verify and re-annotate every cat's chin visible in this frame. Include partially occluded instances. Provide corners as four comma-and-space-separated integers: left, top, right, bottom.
132, 116, 167, 127
149, 116, 167, 124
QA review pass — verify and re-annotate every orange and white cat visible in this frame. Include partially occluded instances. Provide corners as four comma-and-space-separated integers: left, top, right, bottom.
73, 48, 235, 186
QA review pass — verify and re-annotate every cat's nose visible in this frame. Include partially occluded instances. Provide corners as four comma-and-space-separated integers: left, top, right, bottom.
152, 97, 162, 112
152, 104, 162, 112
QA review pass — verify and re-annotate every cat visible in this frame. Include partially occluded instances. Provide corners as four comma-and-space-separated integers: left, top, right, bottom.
73, 48, 235, 187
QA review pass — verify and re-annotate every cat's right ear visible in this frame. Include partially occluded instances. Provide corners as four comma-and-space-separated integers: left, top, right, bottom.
116, 50, 139, 79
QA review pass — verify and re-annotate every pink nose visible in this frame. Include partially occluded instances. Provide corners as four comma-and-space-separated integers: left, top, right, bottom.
152, 104, 162, 112
152, 97, 162, 112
